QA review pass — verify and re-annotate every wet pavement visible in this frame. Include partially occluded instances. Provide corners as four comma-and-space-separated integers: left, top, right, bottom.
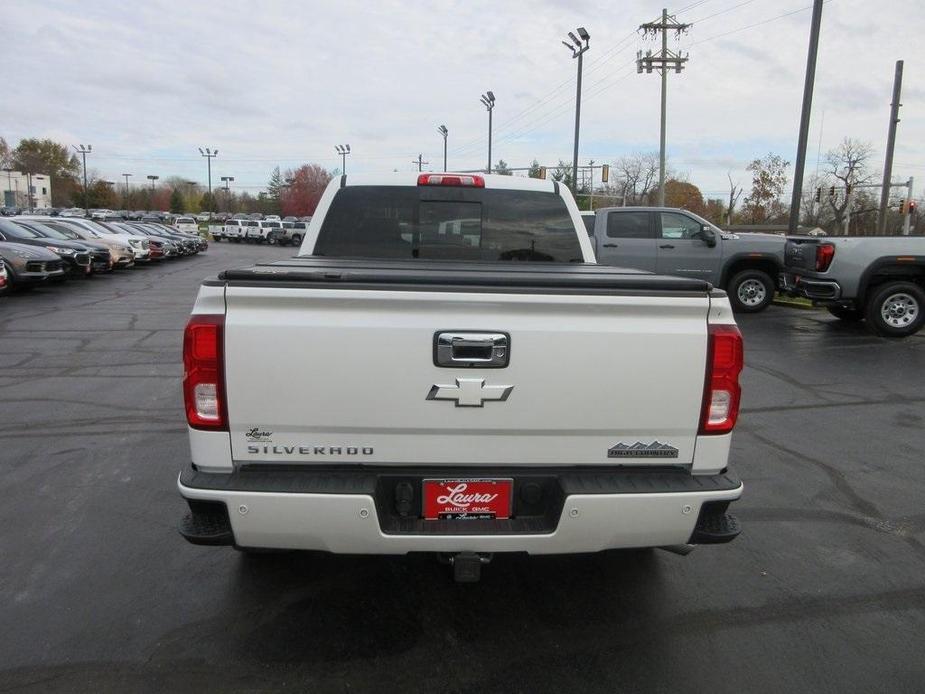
1, 242, 923, 692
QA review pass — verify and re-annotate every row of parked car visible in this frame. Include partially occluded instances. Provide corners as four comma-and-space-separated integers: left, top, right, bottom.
212, 218, 310, 247
0, 216, 207, 295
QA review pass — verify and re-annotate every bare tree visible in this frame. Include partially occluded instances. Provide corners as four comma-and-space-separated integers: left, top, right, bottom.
614, 152, 660, 205
824, 138, 874, 234
727, 172, 742, 225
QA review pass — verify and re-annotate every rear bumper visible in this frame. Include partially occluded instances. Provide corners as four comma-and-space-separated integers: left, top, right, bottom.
178, 466, 743, 554
780, 272, 842, 301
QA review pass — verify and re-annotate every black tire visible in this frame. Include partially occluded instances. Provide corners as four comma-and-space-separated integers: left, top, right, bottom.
291, 235, 302, 246
827, 306, 863, 322
727, 269, 775, 313
267, 236, 277, 246
864, 281, 925, 338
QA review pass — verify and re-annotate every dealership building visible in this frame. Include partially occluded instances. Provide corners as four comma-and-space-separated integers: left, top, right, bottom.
2, 170, 53, 208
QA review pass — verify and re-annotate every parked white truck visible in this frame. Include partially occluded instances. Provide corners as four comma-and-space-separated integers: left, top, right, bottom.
178, 173, 745, 581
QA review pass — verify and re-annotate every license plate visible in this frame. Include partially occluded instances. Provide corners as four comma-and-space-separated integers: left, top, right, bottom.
423, 479, 513, 520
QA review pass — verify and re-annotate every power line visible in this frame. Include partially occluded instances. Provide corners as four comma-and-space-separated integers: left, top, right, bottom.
688, 3, 825, 47
688, 0, 760, 24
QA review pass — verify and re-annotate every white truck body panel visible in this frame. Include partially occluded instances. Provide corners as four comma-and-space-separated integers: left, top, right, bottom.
223, 286, 710, 467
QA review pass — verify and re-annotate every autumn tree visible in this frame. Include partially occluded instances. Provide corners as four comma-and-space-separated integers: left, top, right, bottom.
11, 139, 81, 206
704, 199, 726, 225
200, 191, 215, 213
281, 164, 333, 217
659, 179, 706, 216
169, 188, 184, 213
743, 153, 790, 224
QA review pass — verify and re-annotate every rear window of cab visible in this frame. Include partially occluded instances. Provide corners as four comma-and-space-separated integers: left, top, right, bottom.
314, 186, 582, 263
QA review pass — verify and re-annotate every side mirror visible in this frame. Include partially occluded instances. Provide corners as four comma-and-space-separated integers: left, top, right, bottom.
697, 225, 717, 247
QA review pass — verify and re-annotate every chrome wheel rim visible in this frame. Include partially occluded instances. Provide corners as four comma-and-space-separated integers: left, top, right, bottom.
881, 293, 919, 328
737, 278, 767, 306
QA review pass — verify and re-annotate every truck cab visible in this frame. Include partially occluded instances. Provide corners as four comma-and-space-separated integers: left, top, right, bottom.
590, 207, 785, 312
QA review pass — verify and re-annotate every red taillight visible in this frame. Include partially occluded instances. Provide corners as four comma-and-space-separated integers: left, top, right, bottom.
417, 173, 485, 188
183, 314, 227, 430
815, 243, 835, 272
699, 324, 744, 436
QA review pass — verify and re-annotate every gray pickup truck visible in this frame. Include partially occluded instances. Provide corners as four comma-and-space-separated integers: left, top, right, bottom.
587, 207, 786, 312
782, 236, 925, 337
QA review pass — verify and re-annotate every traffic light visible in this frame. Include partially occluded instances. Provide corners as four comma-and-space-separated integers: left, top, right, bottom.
538, 166, 547, 180
814, 188, 821, 202
828, 186, 836, 198
910, 200, 917, 215
601, 164, 610, 183
899, 198, 906, 214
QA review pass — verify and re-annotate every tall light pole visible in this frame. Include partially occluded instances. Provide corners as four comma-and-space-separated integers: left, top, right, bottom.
437, 125, 448, 171
562, 27, 591, 193
480, 92, 495, 174
335, 144, 351, 173
72, 144, 92, 216
122, 173, 132, 201
147, 175, 159, 191
198, 147, 217, 213
637, 10, 690, 206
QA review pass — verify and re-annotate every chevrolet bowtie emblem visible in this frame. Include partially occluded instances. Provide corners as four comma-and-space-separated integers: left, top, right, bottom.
426, 378, 514, 407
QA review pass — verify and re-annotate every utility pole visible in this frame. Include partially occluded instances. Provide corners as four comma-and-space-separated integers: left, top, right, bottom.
480, 91, 495, 174
788, 0, 824, 234
122, 173, 132, 201
437, 125, 448, 171
335, 144, 351, 173
147, 175, 159, 192
562, 27, 591, 193
198, 148, 217, 213
221, 176, 234, 192
878, 60, 904, 236
411, 154, 429, 172
637, 10, 690, 207
72, 144, 92, 216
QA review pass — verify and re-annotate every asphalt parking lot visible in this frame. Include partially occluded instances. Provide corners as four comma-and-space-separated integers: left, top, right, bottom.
1, 242, 924, 693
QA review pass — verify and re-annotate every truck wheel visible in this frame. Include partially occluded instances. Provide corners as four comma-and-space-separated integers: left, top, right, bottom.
827, 306, 863, 322
291, 235, 302, 246
865, 281, 925, 338
728, 269, 774, 313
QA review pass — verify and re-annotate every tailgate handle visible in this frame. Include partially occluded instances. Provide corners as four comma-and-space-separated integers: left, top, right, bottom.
435, 332, 509, 368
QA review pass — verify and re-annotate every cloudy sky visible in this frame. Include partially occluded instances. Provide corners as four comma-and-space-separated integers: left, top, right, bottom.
4, 0, 923, 199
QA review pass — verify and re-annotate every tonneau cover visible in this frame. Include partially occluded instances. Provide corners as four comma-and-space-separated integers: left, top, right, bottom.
216, 257, 712, 294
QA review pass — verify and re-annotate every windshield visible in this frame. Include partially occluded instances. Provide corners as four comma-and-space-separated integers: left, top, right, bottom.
314, 186, 583, 262
0, 221, 41, 239
24, 222, 72, 240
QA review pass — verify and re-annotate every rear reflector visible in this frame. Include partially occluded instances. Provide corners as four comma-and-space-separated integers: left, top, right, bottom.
183, 314, 227, 430
417, 174, 485, 188
699, 324, 744, 435
815, 243, 835, 272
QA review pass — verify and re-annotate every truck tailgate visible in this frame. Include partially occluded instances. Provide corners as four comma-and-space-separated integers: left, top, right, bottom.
222, 265, 711, 467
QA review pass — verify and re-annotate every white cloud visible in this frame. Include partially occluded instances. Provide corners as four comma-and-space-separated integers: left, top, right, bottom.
3, 0, 922, 196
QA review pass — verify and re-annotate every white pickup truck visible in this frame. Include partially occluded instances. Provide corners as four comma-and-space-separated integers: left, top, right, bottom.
177, 173, 745, 581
